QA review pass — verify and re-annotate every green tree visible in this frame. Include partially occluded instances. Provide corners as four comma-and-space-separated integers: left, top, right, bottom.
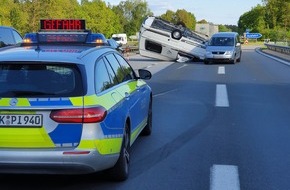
80, 0, 121, 37
17, 0, 83, 33
160, 9, 196, 30
0, 0, 16, 26
111, 5, 126, 33
160, 10, 176, 23
262, 0, 289, 29
175, 9, 196, 30
238, 5, 265, 34
112, 0, 152, 36
225, 25, 239, 33
197, 19, 208, 24
218, 25, 231, 32
23, 0, 42, 32
238, 0, 289, 41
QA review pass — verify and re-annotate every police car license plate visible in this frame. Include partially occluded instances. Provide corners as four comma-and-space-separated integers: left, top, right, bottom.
0, 114, 43, 127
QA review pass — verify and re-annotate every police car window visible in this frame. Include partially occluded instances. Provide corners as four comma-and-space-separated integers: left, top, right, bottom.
105, 54, 126, 83
0, 63, 83, 97
103, 57, 119, 86
114, 53, 135, 81
95, 59, 113, 93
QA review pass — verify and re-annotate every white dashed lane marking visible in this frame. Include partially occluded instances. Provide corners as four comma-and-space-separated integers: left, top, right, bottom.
215, 84, 229, 107
210, 165, 240, 190
218, 66, 225, 74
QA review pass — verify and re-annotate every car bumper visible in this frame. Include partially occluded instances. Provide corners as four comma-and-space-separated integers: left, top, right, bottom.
205, 54, 234, 62
0, 149, 119, 174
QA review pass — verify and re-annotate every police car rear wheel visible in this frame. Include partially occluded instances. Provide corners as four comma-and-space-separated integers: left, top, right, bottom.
108, 124, 130, 181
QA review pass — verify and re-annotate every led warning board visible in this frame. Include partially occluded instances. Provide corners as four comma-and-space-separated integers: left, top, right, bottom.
40, 19, 86, 30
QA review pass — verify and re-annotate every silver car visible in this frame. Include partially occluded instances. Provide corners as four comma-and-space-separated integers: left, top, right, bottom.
204, 32, 242, 64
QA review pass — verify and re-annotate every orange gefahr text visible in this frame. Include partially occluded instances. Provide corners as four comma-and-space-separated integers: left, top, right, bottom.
41, 20, 85, 30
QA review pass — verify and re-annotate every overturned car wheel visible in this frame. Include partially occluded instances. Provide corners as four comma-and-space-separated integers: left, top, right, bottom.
171, 29, 182, 40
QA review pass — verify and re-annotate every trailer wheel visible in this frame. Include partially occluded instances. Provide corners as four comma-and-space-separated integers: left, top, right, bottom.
171, 29, 182, 40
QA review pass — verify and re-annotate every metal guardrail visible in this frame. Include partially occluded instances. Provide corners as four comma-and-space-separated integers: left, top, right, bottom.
264, 43, 290, 55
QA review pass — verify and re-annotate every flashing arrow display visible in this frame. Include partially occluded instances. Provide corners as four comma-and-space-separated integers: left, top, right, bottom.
246, 33, 262, 39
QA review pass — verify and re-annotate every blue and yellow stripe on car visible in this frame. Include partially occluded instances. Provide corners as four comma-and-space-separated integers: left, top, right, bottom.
0, 79, 146, 155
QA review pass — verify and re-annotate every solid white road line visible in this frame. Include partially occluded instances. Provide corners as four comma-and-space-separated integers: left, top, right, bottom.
256, 48, 290, 66
215, 84, 229, 107
210, 164, 240, 190
218, 66, 225, 74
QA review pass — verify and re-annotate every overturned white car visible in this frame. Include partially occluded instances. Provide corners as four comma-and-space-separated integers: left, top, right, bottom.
138, 16, 208, 62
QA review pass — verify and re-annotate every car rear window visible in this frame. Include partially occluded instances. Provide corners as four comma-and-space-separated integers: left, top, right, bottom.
0, 63, 84, 97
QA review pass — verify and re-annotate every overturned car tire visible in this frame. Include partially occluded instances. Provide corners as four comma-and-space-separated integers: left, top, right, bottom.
171, 29, 182, 40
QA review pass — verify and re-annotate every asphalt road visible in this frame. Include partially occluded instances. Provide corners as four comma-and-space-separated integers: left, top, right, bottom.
1, 46, 290, 190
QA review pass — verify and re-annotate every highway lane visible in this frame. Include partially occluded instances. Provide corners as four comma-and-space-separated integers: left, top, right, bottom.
1, 46, 290, 190
124, 46, 290, 190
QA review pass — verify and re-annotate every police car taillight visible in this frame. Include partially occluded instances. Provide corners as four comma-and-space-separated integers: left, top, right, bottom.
50, 107, 107, 123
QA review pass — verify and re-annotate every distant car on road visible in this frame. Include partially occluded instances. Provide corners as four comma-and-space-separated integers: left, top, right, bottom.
112, 33, 128, 45
204, 32, 242, 64
0, 26, 23, 48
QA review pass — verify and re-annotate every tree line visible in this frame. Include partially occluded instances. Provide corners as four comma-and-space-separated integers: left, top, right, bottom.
0, 0, 152, 38
0, 0, 288, 41
238, 0, 289, 42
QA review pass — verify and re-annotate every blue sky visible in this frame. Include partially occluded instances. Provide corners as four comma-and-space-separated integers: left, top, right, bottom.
104, 0, 263, 25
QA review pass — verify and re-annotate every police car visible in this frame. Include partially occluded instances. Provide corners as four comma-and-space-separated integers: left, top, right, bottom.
0, 19, 152, 181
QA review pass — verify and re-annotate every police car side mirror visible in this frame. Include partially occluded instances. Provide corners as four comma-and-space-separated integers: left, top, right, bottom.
138, 69, 151, 80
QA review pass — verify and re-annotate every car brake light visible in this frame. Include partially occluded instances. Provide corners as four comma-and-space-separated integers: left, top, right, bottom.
50, 107, 107, 123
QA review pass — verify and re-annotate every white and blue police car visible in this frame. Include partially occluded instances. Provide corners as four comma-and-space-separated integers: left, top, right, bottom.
0, 19, 152, 181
